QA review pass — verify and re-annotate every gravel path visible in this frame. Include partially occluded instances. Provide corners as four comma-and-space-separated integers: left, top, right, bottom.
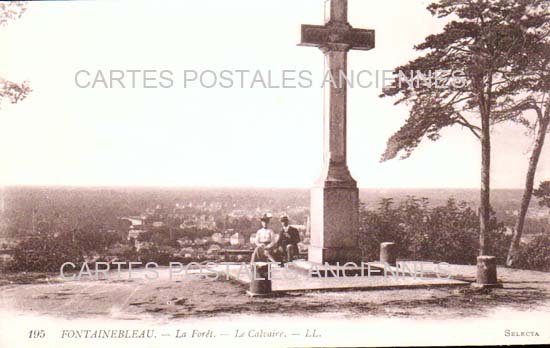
1, 265, 549, 321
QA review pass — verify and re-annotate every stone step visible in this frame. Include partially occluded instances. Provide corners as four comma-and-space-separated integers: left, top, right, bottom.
287, 260, 385, 278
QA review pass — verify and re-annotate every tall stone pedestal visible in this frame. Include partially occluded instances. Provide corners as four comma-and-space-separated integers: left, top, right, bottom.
308, 181, 362, 265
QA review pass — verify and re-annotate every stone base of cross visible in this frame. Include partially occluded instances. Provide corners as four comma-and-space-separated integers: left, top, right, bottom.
300, 0, 374, 264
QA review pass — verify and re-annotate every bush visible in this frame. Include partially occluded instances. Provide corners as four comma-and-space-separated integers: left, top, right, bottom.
6, 229, 125, 273
57, 229, 123, 256
136, 244, 176, 265
7, 236, 84, 272
360, 197, 511, 265
514, 234, 550, 272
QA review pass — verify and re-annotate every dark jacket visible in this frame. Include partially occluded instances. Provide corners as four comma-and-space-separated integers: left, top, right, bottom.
277, 226, 300, 248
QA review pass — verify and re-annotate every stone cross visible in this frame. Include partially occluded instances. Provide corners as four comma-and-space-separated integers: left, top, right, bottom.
300, 0, 374, 264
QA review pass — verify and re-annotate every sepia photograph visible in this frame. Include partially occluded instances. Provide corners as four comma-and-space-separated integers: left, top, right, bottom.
0, 0, 549, 347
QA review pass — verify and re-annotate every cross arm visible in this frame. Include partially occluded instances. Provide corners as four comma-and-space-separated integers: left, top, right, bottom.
299, 24, 375, 51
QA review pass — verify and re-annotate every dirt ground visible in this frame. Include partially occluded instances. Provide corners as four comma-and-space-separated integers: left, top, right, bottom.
1, 265, 549, 321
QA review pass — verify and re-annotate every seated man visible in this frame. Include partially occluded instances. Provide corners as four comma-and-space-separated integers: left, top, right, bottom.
251, 213, 278, 264
276, 215, 301, 263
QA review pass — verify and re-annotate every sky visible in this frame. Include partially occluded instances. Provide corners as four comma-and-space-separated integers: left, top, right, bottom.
0, 0, 548, 189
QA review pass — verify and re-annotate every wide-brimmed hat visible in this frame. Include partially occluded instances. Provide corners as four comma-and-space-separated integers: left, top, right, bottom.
280, 214, 289, 222
260, 213, 272, 222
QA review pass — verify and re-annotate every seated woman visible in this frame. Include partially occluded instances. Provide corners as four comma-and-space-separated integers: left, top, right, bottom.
250, 213, 278, 264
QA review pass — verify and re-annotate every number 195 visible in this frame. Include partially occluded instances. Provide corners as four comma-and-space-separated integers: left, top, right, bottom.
28, 330, 45, 339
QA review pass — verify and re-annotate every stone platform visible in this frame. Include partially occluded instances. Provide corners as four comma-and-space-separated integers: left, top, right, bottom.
217, 262, 469, 293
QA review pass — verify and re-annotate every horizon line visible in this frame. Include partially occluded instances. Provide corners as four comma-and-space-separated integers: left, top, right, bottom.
0, 184, 526, 191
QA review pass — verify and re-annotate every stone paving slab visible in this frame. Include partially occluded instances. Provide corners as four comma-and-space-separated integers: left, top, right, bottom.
217, 264, 469, 292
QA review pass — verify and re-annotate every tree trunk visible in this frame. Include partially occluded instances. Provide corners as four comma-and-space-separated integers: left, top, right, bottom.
507, 115, 550, 267
479, 110, 491, 256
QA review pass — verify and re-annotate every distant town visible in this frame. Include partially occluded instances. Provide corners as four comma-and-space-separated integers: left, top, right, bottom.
0, 187, 548, 265
119, 201, 309, 261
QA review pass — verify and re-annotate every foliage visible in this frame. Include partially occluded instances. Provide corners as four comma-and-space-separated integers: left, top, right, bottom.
0, 79, 31, 109
104, 243, 136, 260
6, 229, 123, 272
177, 227, 217, 240
380, 0, 549, 161
359, 197, 511, 265
0, 2, 31, 109
7, 236, 84, 272
56, 228, 123, 256
533, 181, 550, 208
136, 244, 176, 266
514, 234, 550, 272
502, 0, 550, 266
137, 229, 176, 247
0, 1, 27, 27
379, 0, 550, 257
